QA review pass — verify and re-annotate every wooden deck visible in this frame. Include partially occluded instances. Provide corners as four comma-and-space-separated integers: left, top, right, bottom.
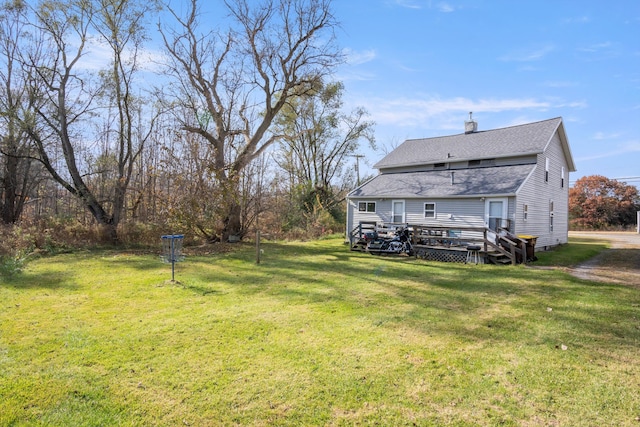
350, 222, 531, 265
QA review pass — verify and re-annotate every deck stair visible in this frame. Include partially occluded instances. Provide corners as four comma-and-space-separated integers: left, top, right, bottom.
486, 251, 513, 265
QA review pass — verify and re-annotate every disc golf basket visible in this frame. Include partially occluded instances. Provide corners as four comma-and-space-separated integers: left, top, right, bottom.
161, 234, 185, 282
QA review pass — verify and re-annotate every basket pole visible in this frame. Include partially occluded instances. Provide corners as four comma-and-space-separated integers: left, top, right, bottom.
171, 237, 176, 281
256, 230, 261, 264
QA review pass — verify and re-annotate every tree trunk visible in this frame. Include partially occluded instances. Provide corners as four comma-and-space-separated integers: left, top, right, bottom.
98, 222, 119, 245
1, 155, 18, 223
222, 202, 243, 242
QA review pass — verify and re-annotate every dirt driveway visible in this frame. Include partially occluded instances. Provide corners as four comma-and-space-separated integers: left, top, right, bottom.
568, 231, 640, 286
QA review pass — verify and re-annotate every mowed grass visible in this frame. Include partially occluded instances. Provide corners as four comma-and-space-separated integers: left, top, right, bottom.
1, 236, 639, 426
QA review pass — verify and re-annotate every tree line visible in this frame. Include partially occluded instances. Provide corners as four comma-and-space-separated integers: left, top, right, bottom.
569, 175, 639, 230
0, 0, 375, 244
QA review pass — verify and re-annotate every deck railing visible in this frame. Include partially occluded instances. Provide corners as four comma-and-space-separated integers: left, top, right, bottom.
350, 222, 528, 265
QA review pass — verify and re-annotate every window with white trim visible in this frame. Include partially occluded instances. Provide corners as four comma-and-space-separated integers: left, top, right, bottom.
545, 158, 550, 182
424, 202, 436, 218
549, 200, 554, 232
561, 167, 565, 188
523, 204, 528, 221
358, 201, 376, 213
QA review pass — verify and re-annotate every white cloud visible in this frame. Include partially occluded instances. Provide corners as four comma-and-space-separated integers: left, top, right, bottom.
540, 80, 579, 88
552, 100, 588, 109
74, 34, 165, 76
579, 42, 613, 53
346, 95, 589, 138
593, 132, 622, 140
501, 115, 543, 127
577, 42, 619, 61
436, 2, 455, 13
357, 96, 555, 128
576, 141, 640, 162
499, 45, 555, 62
517, 65, 541, 72
564, 16, 591, 24
392, 0, 457, 12
393, 0, 422, 9
336, 69, 378, 82
344, 48, 377, 66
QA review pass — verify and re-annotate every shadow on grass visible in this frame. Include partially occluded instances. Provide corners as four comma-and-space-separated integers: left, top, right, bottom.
5, 238, 638, 353
0, 269, 78, 290
96, 253, 165, 271
183, 239, 640, 352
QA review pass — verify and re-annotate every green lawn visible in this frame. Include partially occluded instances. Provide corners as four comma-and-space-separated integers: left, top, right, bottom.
1, 236, 638, 426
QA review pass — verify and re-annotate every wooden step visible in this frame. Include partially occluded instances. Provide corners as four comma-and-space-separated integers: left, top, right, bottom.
486, 251, 513, 265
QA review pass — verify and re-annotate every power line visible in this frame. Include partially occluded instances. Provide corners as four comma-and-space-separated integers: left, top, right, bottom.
570, 176, 640, 185
614, 176, 640, 181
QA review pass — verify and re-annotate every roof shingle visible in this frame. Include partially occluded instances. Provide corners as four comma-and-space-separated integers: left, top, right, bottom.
349, 164, 535, 199
374, 117, 564, 170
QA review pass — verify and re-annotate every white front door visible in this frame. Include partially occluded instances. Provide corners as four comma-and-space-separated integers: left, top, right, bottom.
392, 200, 405, 223
485, 198, 508, 231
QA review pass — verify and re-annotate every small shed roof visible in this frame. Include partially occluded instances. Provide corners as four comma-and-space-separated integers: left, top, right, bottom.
349, 164, 535, 199
374, 117, 575, 172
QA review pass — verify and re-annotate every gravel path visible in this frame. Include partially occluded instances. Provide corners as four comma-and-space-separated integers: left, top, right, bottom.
568, 231, 640, 286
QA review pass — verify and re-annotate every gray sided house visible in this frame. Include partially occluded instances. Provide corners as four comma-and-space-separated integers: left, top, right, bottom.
346, 117, 576, 250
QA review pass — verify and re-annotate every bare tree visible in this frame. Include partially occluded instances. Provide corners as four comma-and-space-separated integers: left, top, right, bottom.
0, 0, 43, 223
21, 0, 160, 242
160, 0, 342, 241
159, 121, 224, 240
273, 80, 374, 227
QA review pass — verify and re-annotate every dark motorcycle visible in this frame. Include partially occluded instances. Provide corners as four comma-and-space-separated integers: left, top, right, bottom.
366, 226, 414, 256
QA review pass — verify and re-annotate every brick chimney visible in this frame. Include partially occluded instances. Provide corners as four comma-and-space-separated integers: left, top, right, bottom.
465, 111, 477, 134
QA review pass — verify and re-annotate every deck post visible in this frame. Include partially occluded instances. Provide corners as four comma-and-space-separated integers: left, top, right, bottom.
483, 229, 488, 253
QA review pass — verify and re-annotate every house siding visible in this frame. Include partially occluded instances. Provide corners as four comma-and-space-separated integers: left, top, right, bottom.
515, 131, 570, 248
349, 198, 409, 229
349, 197, 518, 242
347, 199, 386, 228
404, 198, 486, 227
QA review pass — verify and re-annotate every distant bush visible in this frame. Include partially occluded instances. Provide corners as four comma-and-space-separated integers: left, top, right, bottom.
0, 218, 175, 259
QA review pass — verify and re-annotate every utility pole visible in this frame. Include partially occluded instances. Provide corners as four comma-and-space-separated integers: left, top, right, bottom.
353, 154, 364, 186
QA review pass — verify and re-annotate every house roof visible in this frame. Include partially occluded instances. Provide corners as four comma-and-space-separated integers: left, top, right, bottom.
349, 164, 535, 199
374, 117, 576, 172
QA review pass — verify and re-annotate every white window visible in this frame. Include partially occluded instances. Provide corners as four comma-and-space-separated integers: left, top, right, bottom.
523, 204, 528, 221
549, 200, 554, 232
358, 201, 376, 213
561, 167, 565, 188
424, 202, 436, 218
545, 158, 550, 182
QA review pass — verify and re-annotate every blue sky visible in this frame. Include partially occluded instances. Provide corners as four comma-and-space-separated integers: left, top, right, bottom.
332, 0, 640, 186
